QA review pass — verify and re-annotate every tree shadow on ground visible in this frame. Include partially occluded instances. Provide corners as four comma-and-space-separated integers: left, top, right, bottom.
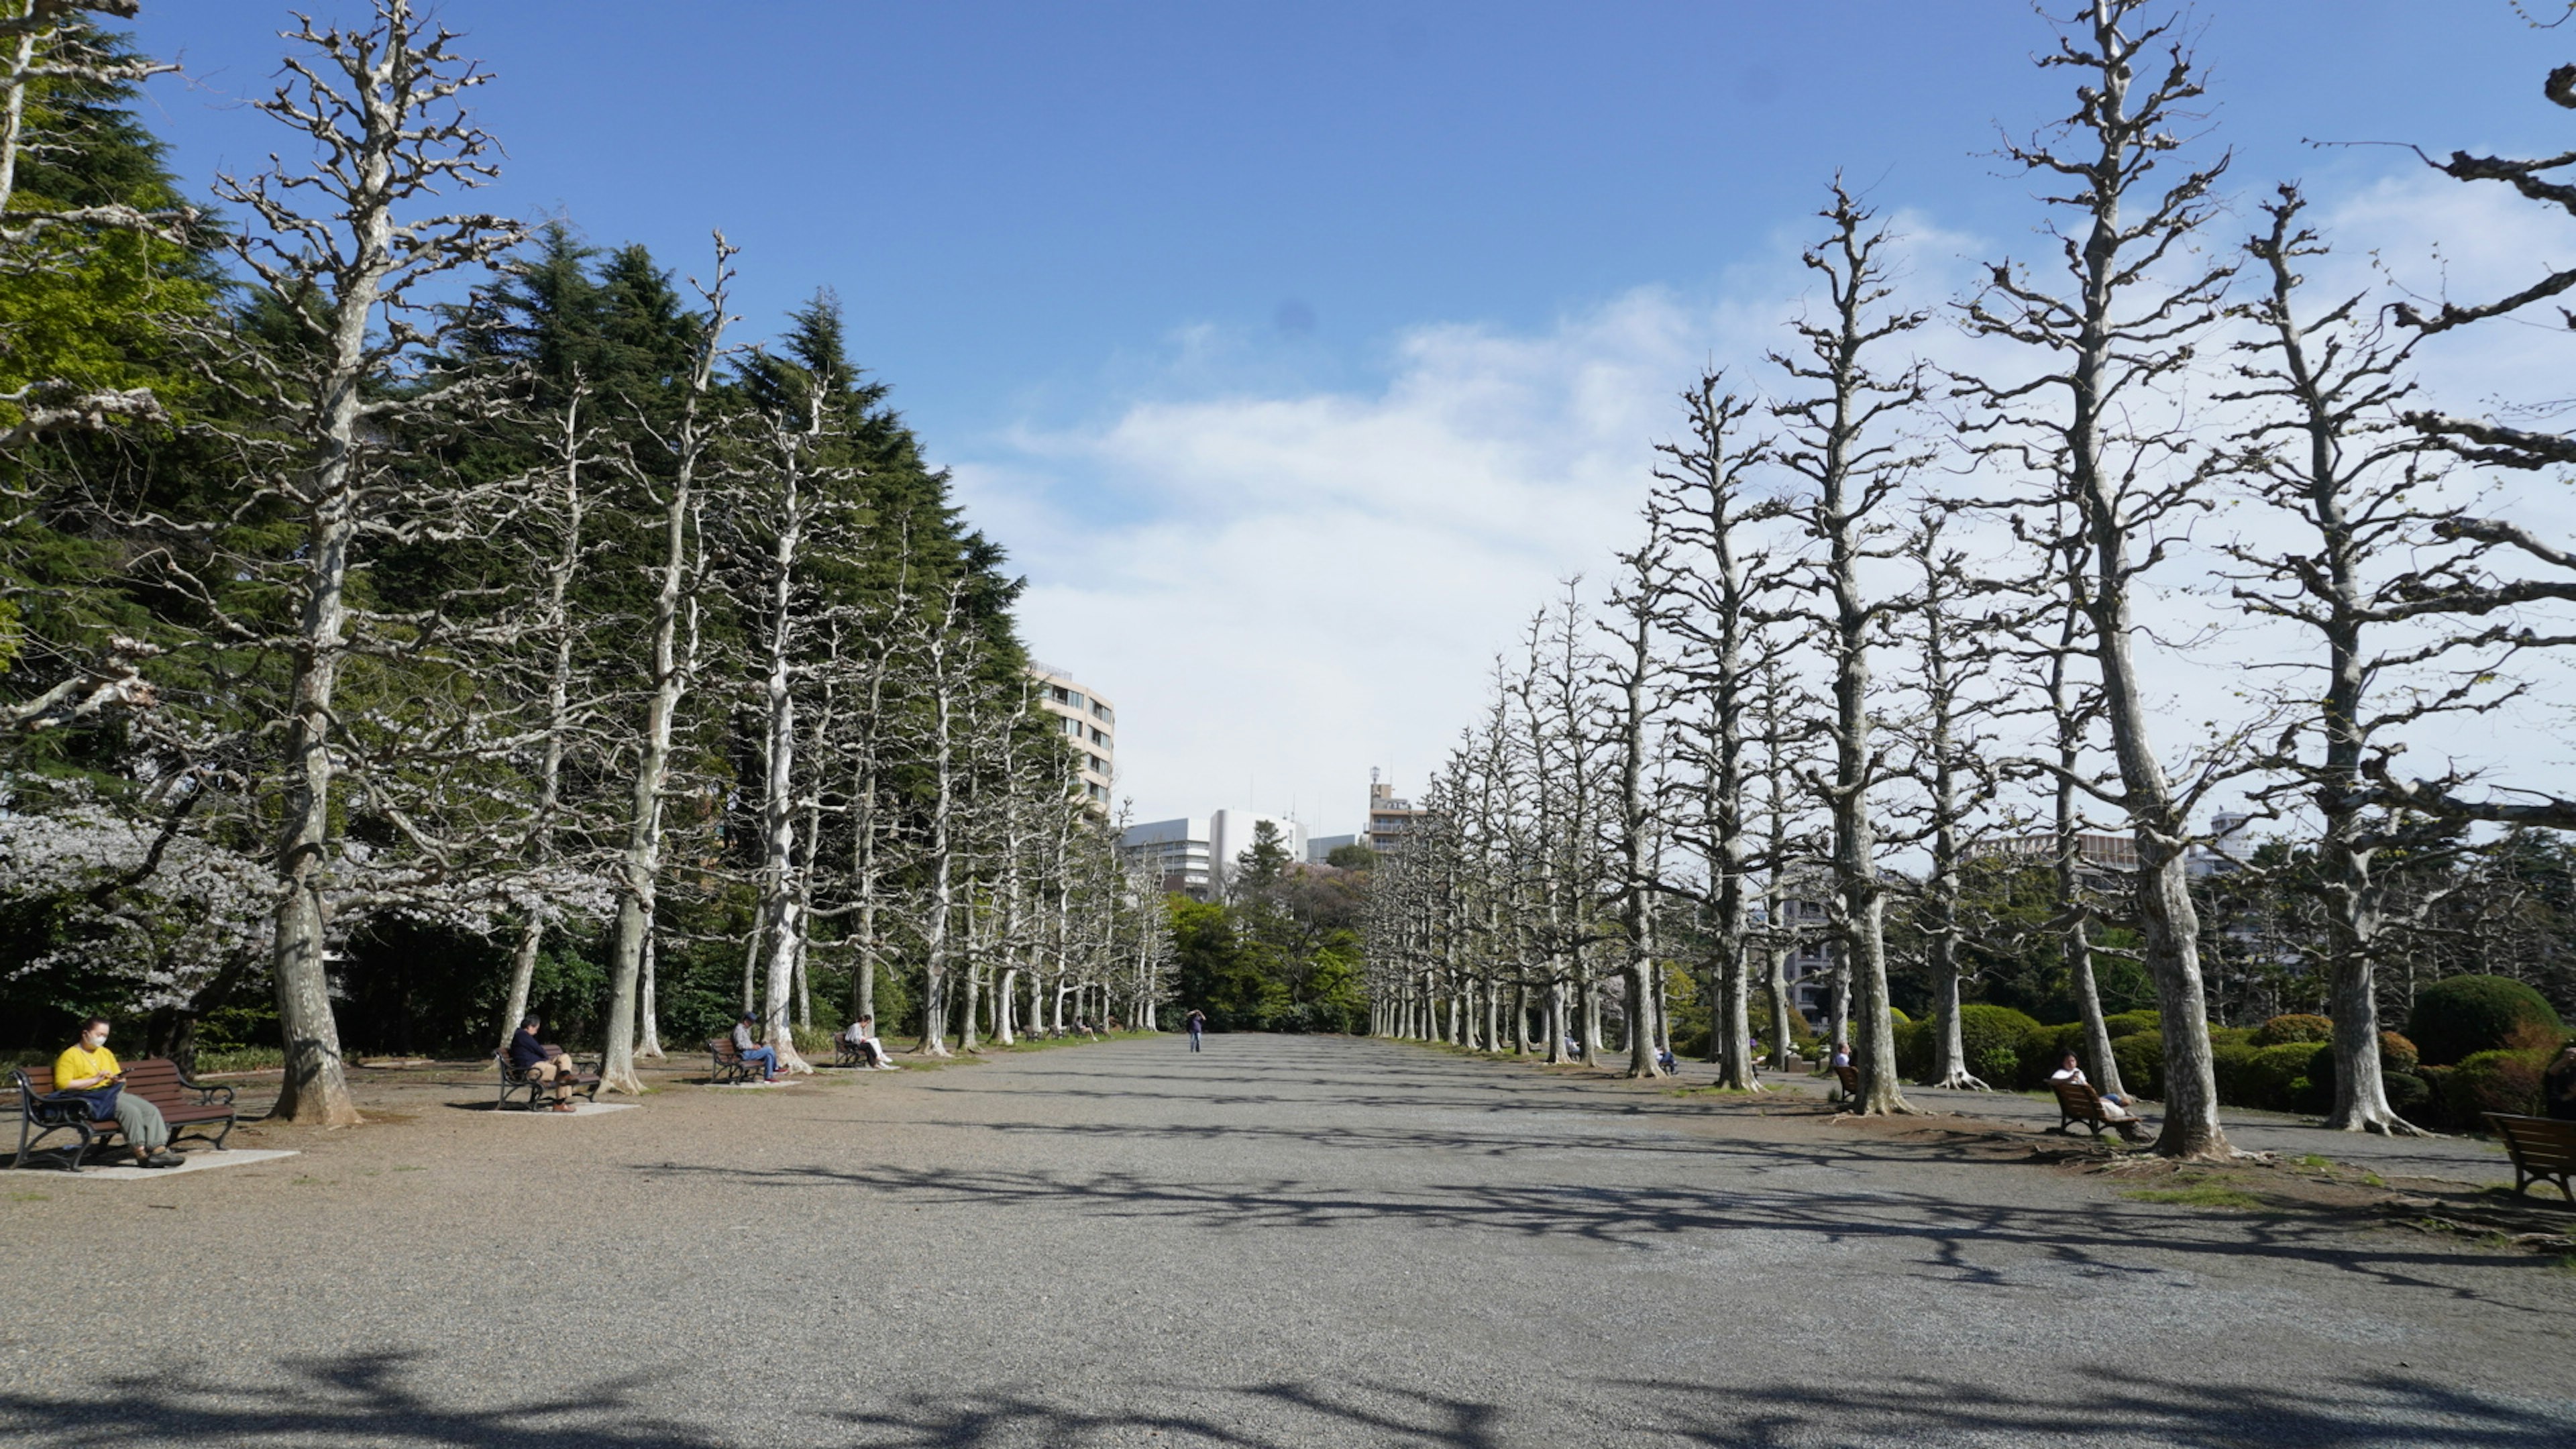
631, 1159, 2555, 1309
6, 1348, 2566, 1447
1630, 1369, 2575, 1448
916, 1117, 1852, 1165
0, 1350, 729, 1448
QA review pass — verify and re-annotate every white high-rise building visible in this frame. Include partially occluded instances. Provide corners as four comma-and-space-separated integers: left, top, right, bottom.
1210, 809, 1303, 881
1120, 816, 1212, 896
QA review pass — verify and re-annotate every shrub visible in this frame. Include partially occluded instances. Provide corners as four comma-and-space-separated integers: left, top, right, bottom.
1959, 1004, 2047, 1087
2414, 1065, 2459, 1130
2212, 1042, 2262, 1106
1887, 1006, 1911, 1027
2102, 1010, 2160, 1039
2110, 1030, 2164, 1100
1894, 1018, 1931, 1080
2407, 975, 2564, 1067
2253, 1014, 2334, 1047
2442, 1049, 2549, 1123
2383, 1070, 2432, 1122
2208, 1024, 2256, 1049
2242, 1042, 2332, 1112
2379, 1031, 2420, 1075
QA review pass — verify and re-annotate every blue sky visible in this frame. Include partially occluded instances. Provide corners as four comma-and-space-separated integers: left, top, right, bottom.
123, 3, 2576, 835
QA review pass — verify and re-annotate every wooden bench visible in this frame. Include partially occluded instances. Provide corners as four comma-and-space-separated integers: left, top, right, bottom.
1830, 1065, 1859, 1102
2051, 1079, 2145, 1143
706, 1036, 767, 1085
492, 1046, 601, 1111
2486, 1113, 2576, 1202
9, 1057, 238, 1171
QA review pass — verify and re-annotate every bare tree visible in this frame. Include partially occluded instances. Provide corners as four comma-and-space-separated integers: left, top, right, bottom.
213, 0, 523, 1124
1774, 186, 1933, 1116
2215, 185, 2564, 1132
1957, 0, 2240, 1157
1655, 376, 1781, 1089
597, 238, 733, 1096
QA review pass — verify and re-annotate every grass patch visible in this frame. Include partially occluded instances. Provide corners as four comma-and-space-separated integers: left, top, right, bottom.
393, 1165, 425, 1173
2551, 1254, 2576, 1276
2121, 1181, 2269, 1210
1668, 1083, 1761, 1097
7, 1191, 50, 1203
2294, 1153, 2332, 1171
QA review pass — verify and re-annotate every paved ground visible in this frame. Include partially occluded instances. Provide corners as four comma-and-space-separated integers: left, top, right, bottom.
3, 1034, 2570, 1448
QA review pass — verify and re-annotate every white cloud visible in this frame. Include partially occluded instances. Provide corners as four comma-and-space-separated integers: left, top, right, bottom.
955, 170, 2576, 841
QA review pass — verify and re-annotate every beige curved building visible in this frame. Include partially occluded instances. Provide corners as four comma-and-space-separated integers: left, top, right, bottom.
1029, 659, 1114, 812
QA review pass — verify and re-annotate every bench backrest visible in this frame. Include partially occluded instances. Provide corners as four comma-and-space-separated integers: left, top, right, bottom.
1832, 1064, 1860, 1094
2051, 1078, 2108, 1120
2487, 1112, 2576, 1169
16, 1057, 192, 1109
708, 1036, 743, 1063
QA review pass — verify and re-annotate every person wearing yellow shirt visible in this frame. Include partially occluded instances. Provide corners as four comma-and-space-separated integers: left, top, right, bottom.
53, 1018, 181, 1169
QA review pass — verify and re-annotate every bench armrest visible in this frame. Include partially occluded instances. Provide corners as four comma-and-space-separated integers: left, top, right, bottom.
24, 1089, 107, 1126
170, 1071, 235, 1106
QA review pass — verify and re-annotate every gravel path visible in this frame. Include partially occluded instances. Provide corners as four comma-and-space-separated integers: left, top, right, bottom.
2, 1034, 2568, 1448
1704, 1063, 2522, 1187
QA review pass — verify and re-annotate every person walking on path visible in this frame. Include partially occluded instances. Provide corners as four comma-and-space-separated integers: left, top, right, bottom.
733, 1012, 784, 1082
53, 1018, 181, 1168
1185, 1010, 1206, 1053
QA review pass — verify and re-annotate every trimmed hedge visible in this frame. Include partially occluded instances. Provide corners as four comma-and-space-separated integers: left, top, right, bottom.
2252, 1014, 2333, 1047
2383, 1070, 2432, 1120
2102, 1010, 2159, 1039
2407, 975, 2563, 1067
2110, 1030, 2164, 1100
2440, 1049, 2549, 1121
1960, 1004, 2046, 1087
2379, 1031, 2420, 1076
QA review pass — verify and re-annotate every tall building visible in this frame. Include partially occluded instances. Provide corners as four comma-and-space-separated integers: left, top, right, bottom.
1211, 809, 1303, 881
1305, 833, 1361, 864
1120, 816, 1212, 896
1029, 660, 1115, 811
1365, 770, 1426, 853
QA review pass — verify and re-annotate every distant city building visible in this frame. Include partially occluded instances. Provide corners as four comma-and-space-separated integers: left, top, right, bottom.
1211, 809, 1303, 882
1365, 771, 1426, 853
1028, 659, 1115, 811
1120, 816, 1212, 897
1305, 833, 1361, 863
1970, 812, 2253, 886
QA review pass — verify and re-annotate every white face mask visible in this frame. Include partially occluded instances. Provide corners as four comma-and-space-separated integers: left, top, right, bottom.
84, 1029, 108, 1050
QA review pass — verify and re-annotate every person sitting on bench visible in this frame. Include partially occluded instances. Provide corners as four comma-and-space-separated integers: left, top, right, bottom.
2545, 1042, 2576, 1122
2050, 1051, 2141, 1118
509, 1014, 582, 1112
55, 1018, 182, 1169
844, 1014, 894, 1070
733, 1013, 784, 1082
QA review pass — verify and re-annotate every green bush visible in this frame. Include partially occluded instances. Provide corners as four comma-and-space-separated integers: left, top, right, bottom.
2240, 1042, 2332, 1112
2253, 1014, 2334, 1047
2110, 1030, 2164, 1100
2212, 1042, 2262, 1106
1959, 1004, 2047, 1087
2407, 975, 2564, 1066
1887, 1006, 1911, 1027
2442, 1049, 2549, 1122
1894, 1018, 1931, 1080
2102, 1010, 2160, 1039
2414, 1065, 2459, 1130
2383, 1069, 2432, 1122
2208, 1024, 2256, 1049
2379, 1031, 2420, 1075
